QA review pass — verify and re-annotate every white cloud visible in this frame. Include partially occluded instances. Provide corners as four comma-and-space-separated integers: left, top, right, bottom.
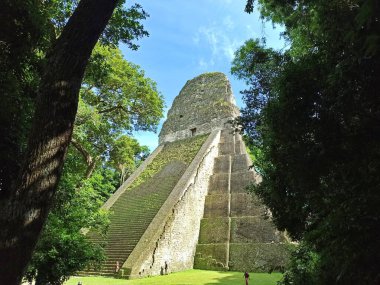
198, 58, 215, 70
223, 16, 235, 30
194, 23, 243, 69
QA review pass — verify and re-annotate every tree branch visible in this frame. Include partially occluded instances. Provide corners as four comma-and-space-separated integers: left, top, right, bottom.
70, 137, 93, 166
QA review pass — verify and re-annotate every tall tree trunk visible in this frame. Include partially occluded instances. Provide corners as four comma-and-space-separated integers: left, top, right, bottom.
0, 1, 118, 284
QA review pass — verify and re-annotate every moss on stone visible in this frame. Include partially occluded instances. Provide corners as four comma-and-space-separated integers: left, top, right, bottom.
198, 218, 229, 244
228, 243, 293, 272
128, 134, 208, 190
230, 217, 287, 243
194, 243, 228, 271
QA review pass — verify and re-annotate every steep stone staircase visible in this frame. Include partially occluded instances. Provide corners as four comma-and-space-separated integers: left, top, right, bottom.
194, 129, 289, 272
81, 136, 206, 276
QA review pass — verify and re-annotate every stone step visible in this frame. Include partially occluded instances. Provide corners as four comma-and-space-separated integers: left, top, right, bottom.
203, 194, 229, 218
77, 271, 115, 276
213, 155, 231, 174
231, 154, 250, 173
230, 171, 256, 193
194, 243, 229, 271
220, 129, 235, 143
105, 252, 133, 257
230, 216, 286, 243
198, 217, 229, 244
208, 173, 229, 194
230, 193, 264, 216
228, 242, 290, 273
219, 142, 235, 155
104, 240, 137, 244
234, 139, 246, 155
106, 228, 147, 232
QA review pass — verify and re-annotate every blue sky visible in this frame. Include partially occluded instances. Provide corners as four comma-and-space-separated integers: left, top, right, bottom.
121, 0, 285, 150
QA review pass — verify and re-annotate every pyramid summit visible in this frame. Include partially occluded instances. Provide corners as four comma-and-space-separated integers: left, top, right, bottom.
159, 72, 240, 144
81, 72, 290, 278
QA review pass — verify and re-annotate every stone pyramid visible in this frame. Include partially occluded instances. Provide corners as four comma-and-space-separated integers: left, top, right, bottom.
82, 72, 289, 278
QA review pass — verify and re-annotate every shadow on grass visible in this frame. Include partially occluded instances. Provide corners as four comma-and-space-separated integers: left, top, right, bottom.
203, 272, 241, 285
202, 271, 282, 285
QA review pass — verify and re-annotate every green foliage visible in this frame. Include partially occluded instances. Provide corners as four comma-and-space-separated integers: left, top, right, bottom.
45, 0, 149, 49
81, 44, 164, 133
279, 243, 320, 285
109, 135, 150, 184
233, 0, 380, 283
72, 44, 163, 185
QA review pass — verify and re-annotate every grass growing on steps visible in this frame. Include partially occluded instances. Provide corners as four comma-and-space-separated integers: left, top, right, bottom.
66, 269, 282, 285
128, 134, 208, 189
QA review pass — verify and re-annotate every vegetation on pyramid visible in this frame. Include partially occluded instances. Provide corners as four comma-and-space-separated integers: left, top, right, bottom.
128, 134, 208, 189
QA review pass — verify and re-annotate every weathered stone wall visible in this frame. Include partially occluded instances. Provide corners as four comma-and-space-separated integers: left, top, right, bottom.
159, 72, 239, 144
194, 129, 291, 273
121, 131, 221, 278
228, 243, 292, 272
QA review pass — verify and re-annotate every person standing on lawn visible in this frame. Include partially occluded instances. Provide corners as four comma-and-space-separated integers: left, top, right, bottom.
244, 271, 250, 285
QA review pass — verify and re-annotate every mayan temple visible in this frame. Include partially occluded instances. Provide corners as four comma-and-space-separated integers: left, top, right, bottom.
82, 72, 290, 278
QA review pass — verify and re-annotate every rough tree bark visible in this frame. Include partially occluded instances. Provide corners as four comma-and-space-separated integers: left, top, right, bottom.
0, 0, 118, 284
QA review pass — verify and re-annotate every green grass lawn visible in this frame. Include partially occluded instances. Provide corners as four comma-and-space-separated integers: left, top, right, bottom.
65, 270, 282, 285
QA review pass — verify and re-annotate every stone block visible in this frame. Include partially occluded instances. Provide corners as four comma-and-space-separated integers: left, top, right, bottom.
220, 129, 234, 143
231, 154, 250, 173
213, 155, 231, 174
198, 217, 229, 244
208, 173, 229, 194
194, 243, 229, 270
230, 217, 286, 243
230, 171, 255, 193
230, 193, 265, 217
234, 140, 246, 155
219, 142, 234, 155
228, 243, 292, 272
203, 194, 229, 217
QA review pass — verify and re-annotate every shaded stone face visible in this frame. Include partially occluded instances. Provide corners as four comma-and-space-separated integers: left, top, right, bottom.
159, 72, 240, 144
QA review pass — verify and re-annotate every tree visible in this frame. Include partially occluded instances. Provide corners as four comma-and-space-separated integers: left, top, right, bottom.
0, 0, 138, 283
233, 0, 380, 283
72, 44, 163, 178
109, 135, 150, 184
0, 1, 163, 283
0, 0, 148, 199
